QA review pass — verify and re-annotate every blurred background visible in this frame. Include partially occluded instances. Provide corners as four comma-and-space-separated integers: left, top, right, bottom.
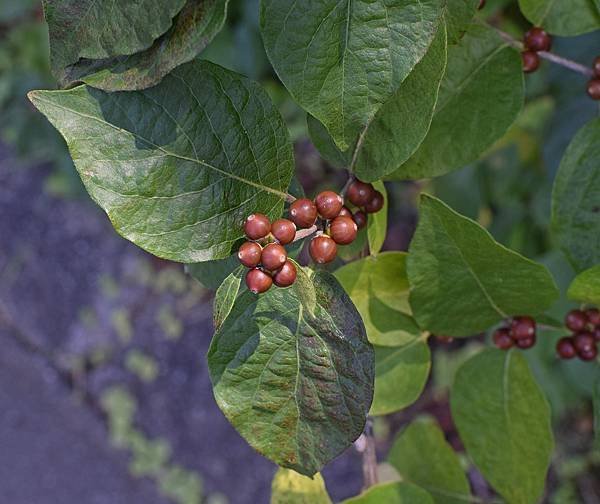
0, 0, 599, 502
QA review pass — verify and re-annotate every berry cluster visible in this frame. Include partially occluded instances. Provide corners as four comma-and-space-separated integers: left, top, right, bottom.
239, 179, 384, 294
521, 27, 552, 74
555, 308, 600, 362
493, 316, 538, 350
586, 56, 600, 100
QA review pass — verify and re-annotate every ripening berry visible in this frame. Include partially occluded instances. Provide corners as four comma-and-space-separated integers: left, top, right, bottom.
244, 213, 271, 240
578, 344, 598, 362
586, 308, 600, 327
273, 260, 297, 287
238, 241, 262, 268
261, 243, 287, 271
271, 218, 296, 245
330, 216, 358, 245
593, 56, 600, 78
365, 191, 384, 214
556, 337, 576, 359
522, 51, 540, 73
436, 335, 454, 344
515, 334, 536, 349
565, 309, 587, 332
587, 79, 600, 100
309, 235, 337, 264
347, 180, 375, 207
245, 268, 272, 294
524, 27, 552, 52
493, 328, 513, 350
353, 210, 367, 230
338, 206, 352, 218
573, 332, 595, 353
510, 316, 536, 340
289, 198, 318, 228
315, 191, 344, 220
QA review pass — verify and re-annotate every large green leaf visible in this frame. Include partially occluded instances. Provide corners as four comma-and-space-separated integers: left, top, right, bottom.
260, 0, 445, 151
387, 417, 471, 504
366, 181, 388, 254
551, 118, 600, 273
208, 269, 374, 476
451, 350, 554, 504
58, 0, 229, 91
343, 482, 433, 504
335, 252, 421, 346
445, 0, 479, 44
307, 114, 351, 169
370, 341, 430, 416
518, 0, 600, 36
271, 468, 332, 504
43, 0, 186, 75
408, 195, 559, 336
29, 61, 294, 263
187, 254, 240, 290
389, 23, 523, 180
567, 265, 600, 306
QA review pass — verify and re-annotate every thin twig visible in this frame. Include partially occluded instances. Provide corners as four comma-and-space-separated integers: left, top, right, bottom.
292, 225, 318, 243
340, 171, 356, 199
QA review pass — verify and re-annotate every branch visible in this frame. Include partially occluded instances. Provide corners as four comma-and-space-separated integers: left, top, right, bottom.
292, 225, 318, 243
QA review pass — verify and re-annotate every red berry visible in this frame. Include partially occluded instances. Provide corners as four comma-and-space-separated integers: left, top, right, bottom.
510, 316, 536, 340
524, 27, 552, 52
436, 335, 454, 344
565, 309, 587, 332
586, 308, 600, 327
365, 191, 384, 214
309, 235, 337, 264
353, 210, 367, 230
478, 0, 485, 9
315, 191, 343, 220
593, 56, 600, 78
578, 344, 598, 362
237, 241, 262, 268
556, 337, 577, 359
347, 180, 375, 207
289, 198, 318, 228
244, 213, 271, 240
522, 51, 540, 73
587, 79, 600, 100
493, 328, 513, 350
573, 331, 595, 353
329, 216, 358, 245
338, 206, 352, 218
271, 218, 296, 245
515, 334, 536, 349
261, 243, 287, 271
273, 260, 297, 287
245, 268, 272, 294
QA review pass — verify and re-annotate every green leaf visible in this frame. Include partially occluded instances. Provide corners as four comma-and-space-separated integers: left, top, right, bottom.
408, 195, 559, 336
367, 181, 388, 255
389, 23, 523, 180
208, 269, 374, 476
567, 265, 600, 306
518, 0, 600, 36
370, 341, 430, 416
187, 254, 240, 290
450, 349, 554, 504
260, 0, 445, 151
271, 468, 332, 504
445, 0, 480, 44
353, 25, 447, 181
213, 265, 245, 331
387, 417, 471, 504
342, 482, 434, 504
44, 0, 186, 76
29, 60, 294, 263
335, 252, 421, 347
58, 0, 229, 91
307, 115, 351, 169
551, 118, 600, 273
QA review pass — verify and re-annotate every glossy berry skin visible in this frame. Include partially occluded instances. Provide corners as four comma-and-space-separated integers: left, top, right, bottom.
353, 210, 367, 230
573, 332, 595, 353
245, 268, 272, 294
244, 213, 271, 240
556, 337, 576, 359
289, 198, 318, 228
587, 79, 600, 100
261, 243, 287, 271
522, 51, 540, 73
510, 316, 536, 340
271, 218, 296, 245
237, 241, 262, 268
586, 308, 600, 327
338, 206, 352, 218
578, 344, 598, 362
347, 180, 375, 207
273, 260, 297, 287
315, 191, 343, 219
365, 191, 384, 214
493, 328, 513, 350
565, 309, 587, 332
309, 235, 337, 264
330, 216, 358, 245
515, 334, 536, 349
524, 27, 552, 52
